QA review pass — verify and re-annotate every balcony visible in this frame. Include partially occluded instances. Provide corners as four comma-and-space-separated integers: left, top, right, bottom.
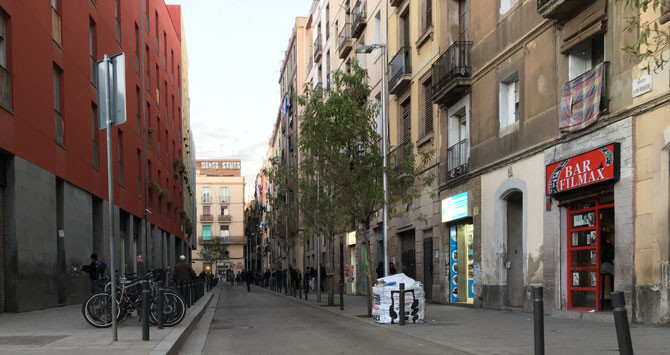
218, 215, 232, 223
351, 0, 367, 39
389, 142, 413, 173
537, 0, 593, 20
432, 41, 472, 106
390, 0, 403, 7
446, 139, 469, 180
312, 81, 323, 96
314, 34, 323, 62
337, 24, 353, 59
200, 214, 213, 223
389, 47, 411, 95
201, 197, 212, 204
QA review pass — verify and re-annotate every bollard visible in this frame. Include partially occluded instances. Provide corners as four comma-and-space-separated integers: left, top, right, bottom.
612, 292, 634, 355
532, 285, 545, 355
399, 283, 405, 326
156, 287, 164, 329
141, 281, 150, 341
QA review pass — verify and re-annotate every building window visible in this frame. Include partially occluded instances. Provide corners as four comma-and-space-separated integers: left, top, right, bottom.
220, 225, 230, 241
155, 64, 159, 104
147, 102, 152, 149
374, 93, 382, 136
171, 49, 174, 85
145, 45, 150, 91
135, 23, 140, 73
374, 11, 381, 44
118, 130, 124, 186
92, 104, 99, 170
220, 205, 229, 216
89, 18, 97, 86
459, 0, 468, 41
219, 186, 229, 203
447, 97, 470, 176
568, 34, 604, 81
163, 32, 167, 68
202, 225, 211, 241
421, 79, 433, 137
115, 0, 121, 43
145, 0, 149, 33
0, 9, 11, 112
154, 12, 159, 54
400, 98, 411, 158
500, 0, 518, 14
53, 64, 64, 147
157, 117, 161, 158
499, 73, 519, 130
203, 205, 211, 215
202, 186, 211, 203
136, 86, 141, 136
137, 149, 142, 199
422, 0, 432, 33
51, 0, 62, 46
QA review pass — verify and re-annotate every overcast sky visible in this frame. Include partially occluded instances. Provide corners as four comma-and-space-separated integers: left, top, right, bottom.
165, 0, 312, 202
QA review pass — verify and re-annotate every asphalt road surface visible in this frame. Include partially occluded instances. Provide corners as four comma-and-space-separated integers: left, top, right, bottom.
201, 284, 467, 355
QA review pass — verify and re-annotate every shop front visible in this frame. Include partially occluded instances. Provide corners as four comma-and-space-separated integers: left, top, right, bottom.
543, 120, 633, 316
442, 192, 474, 304
346, 231, 357, 295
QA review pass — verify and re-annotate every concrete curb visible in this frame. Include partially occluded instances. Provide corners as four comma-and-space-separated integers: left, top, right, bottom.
148, 285, 219, 355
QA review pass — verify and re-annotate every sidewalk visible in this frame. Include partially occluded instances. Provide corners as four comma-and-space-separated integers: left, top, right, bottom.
0, 285, 218, 355
261, 286, 670, 355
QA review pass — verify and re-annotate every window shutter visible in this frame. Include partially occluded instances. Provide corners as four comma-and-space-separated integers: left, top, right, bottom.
403, 102, 411, 145
425, 84, 433, 134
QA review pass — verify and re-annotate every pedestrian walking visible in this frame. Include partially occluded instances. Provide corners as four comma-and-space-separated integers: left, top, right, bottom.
244, 270, 253, 292
173, 255, 196, 284
82, 253, 107, 294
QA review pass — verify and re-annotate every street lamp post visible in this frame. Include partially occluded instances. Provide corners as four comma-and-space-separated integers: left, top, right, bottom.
355, 44, 389, 277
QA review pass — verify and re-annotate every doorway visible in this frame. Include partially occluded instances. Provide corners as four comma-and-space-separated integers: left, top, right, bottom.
423, 237, 433, 301
449, 224, 473, 303
400, 230, 416, 279
506, 191, 523, 308
567, 194, 614, 311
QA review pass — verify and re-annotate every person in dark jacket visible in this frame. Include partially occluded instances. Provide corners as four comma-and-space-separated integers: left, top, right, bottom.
82, 253, 106, 294
173, 255, 195, 284
389, 262, 397, 275
244, 270, 254, 292
320, 265, 326, 292
376, 262, 384, 279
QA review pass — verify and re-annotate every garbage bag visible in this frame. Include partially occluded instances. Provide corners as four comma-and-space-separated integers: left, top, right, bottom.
372, 273, 425, 324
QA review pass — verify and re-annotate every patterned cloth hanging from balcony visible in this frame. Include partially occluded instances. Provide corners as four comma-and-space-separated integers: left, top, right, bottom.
559, 62, 606, 132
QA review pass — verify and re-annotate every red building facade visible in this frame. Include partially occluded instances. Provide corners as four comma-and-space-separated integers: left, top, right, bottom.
0, 0, 188, 312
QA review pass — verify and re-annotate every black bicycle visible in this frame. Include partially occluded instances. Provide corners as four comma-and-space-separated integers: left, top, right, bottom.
82, 270, 186, 328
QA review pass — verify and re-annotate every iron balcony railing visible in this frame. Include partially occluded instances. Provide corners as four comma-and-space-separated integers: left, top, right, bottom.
447, 139, 469, 178
389, 47, 411, 90
432, 41, 472, 94
218, 215, 232, 222
314, 34, 323, 60
537, 0, 551, 10
200, 214, 213, 222
390, 142, 413, 172
352, 0, 367, 38
0, 66, 11, 111
337, 24, 352, 56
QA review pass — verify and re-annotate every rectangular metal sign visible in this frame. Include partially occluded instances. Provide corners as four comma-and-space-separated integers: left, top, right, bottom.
97, 53, 126, 129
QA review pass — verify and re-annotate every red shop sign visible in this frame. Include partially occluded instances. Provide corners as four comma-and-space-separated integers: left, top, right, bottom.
546, 143, 620, 195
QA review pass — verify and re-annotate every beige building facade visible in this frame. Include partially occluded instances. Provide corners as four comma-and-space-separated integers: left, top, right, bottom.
193, 160, 245, 276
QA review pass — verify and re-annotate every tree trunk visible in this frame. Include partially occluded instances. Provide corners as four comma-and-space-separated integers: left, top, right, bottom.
364, 218, 373, 317
327, 234, 335, 306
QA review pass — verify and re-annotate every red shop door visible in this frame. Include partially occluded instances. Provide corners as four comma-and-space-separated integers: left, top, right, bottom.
566, 195, 613, 311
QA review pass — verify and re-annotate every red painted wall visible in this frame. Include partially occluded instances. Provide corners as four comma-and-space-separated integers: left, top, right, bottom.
0, 0, 184, 238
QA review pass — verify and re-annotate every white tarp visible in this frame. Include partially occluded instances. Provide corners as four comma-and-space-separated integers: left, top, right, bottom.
372, 273, 425, 324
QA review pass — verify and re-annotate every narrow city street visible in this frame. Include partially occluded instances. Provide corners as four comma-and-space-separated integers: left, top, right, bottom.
199, 285, 460, 355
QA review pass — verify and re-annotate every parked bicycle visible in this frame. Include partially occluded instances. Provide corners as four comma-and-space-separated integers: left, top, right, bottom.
82, 269, 186, 328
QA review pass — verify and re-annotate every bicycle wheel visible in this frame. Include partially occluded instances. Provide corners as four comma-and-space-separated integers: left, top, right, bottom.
150, 291, 186, 327
82, 292, 121, 328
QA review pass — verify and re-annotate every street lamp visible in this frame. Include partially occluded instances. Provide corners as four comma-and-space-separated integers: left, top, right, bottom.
355, 44, 389, 277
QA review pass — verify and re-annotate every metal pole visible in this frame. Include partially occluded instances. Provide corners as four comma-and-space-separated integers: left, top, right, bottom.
317, 234, 321, 302
399, 283, 405, 326
339, 236, 344, 310
381, 46, 389, 278
612, 292, 634, 355
532, 285, 545, 355
104, 54, 118, 342
141, 281, 150, 341
157, 286, 164, 329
